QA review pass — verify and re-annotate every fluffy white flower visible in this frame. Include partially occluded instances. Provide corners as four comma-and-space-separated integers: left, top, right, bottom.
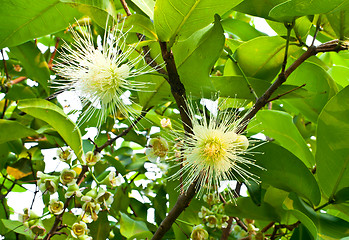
172, 100, 263, 199
53, 21, 155, 127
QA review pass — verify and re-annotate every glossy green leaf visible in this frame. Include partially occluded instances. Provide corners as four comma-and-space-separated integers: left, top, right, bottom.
251, 143, 321, 205
119, 212, 150, 238
172, 16, 224, 97
0, 119, 37, 144
250, 110, 314, 167
89, 211, 110, 240
225, 197, 281, 221
1, 219, 31, 237
221, 18, 266, 41
328, 66, 349, 88
6, 85, 36, 101
282, 62, 338, 123
9, 41, 50, 92
138, 75, 172, 108
327, 8, 349, 40
234, 36, 299, 81
124, 14, 157, 40
269, 0, 349, 22
18, 99, 83, 161
131, 0, 155, 19
285, 193, 349, 239
233, 0, 286, 21
154, 0, 243, 45
316, 85, 349, 200
0, 0, 82, 48
334, 187, 349, 204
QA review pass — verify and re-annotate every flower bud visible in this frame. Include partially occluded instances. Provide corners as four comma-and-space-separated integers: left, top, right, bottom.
71, 221, 89, 238
100, 171, 123, 187
205, 215, 218, 228
145, 137, 169, 162
60, 168, 77, 185
30, 220, 46, 236
85, 151, 101, 166
160, 118, 172, 129
191, 225, 208, 240
96, 189, 113, 207
57, 148, 73, 163
48, 199, 64, 215
234, 134, 249, 151
65, 181, 82, 198
37, 172, 59, 194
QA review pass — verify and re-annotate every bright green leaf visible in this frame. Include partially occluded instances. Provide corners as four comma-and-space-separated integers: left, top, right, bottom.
0, 0, 82, 48
234, 36, 299, 81
131, 0, 155, 19
0, 119, 37, 144
316, 85, 349, 200
221, 18, 266, 41
154, 0, 243, 45
250, 110, 314, 167
18, 99, 83, 161
119, 212, 150, 238
233, 0, 286, 21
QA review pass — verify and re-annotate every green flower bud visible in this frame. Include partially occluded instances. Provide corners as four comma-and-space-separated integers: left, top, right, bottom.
37, 172, 59, 194
85, 151, 101, 166
96, 189, 113, 207
48, 199, 64, 215
65, 181, 82, 198
30, 220, 46, 237
145, 137, 169, 162
234, 134, 249, 151
205, 215, 218, 228
60, 168, 77, 185
191, 225, 208, 240
71, 221, 89, 238
57, 148, 73, 163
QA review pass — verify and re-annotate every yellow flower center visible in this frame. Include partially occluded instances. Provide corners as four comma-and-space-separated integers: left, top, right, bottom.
153, 139, 168, 157
203, 139, 224, 160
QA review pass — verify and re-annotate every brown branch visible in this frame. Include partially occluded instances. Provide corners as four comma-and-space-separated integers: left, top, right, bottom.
234, 217, 248, 232
94, 107, 151, 153
261, 221, 275, 233
10, 76, 27, 85
239, 40, 349, 133
220, 217, 234, 240
48, 38, 60, 70
120, 0, 132, 16
266, 83, 306, 103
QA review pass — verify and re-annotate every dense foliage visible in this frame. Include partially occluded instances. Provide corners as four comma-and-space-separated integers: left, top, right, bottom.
1, 0, 349, 239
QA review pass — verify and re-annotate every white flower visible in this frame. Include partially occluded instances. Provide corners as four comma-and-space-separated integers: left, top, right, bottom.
172, 100, 263, 199
53, 21, 155, 128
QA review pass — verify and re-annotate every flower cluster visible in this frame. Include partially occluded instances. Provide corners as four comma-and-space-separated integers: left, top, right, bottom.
171, 100, 262, 199
28, 150, 116, 238
198, 194, 230, 229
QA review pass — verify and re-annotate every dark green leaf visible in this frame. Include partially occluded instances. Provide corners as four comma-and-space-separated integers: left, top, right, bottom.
89, 211, 110, 240
225, 197, 281, 221
251, 143, 321, 205
291, 224, 314, 240
6, 85, 37, 101
110, 185, 130, 218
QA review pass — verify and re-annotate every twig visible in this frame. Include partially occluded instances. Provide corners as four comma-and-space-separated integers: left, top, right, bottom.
261, 221, 275, 233
239, 39, 349, 133
48, 38, 60, 70
10, 76, 27, 85
234, 217, 248, 232
266, 84, 306, 103
1, 49, 9, 119
94, 107, 152, 153
281, 22, 294, 73
220, 216, 234, 240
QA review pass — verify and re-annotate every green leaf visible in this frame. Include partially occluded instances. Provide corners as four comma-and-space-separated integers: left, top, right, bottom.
250, 110, 314, 167
138, 75, 172, 108
269, 0, 349, 22
89, 211, 110, 240
172, 16, 224, 97
1, 219, 31, 237
0, 119, 37, 144
119, 212, 150, 238
334, 187, 349, 204
327, 8, 349, 40
124, 14, 157, 40
130, 0, 155, 19
110, 185, 130, 218
221, 18, 267, 41
285, 193, 349, 239
6, 85, 37, 101
291, 224, 314, 240
316, 85, 349, 200
0, 0, 82, 48
9, 41, 50, 92
234, 36, 299, 81
154, 0, 243, 45
233, 0, 286, 21
7, 158, 32, 180
251, 143, 321, 205
282, 62, 338, 123
18, 99, 83, 161
328, 66, 349, 88
212, 76, 308, 100
225, 197, 281, 221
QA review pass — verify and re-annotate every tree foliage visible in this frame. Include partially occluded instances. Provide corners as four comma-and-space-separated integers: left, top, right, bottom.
0, 0, 349, 239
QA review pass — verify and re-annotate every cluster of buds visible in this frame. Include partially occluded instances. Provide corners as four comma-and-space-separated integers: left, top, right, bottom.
198, 194, 230, 229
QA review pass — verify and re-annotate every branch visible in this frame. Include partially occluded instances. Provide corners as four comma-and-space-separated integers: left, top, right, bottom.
239, 40, 349, 132
94, 107, 151, 153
